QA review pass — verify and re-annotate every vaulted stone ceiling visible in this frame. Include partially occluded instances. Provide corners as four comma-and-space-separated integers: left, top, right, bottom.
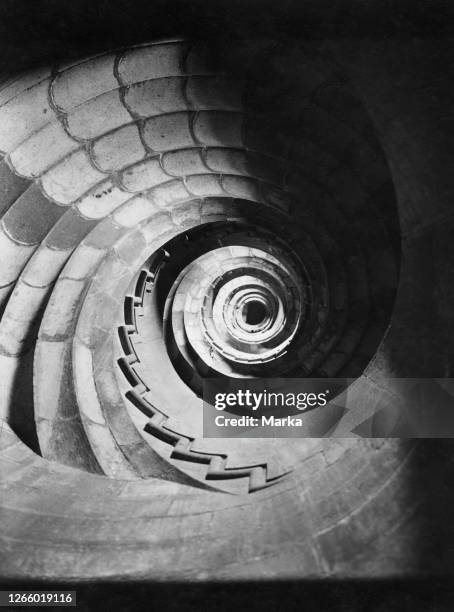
0, 0, 453, 591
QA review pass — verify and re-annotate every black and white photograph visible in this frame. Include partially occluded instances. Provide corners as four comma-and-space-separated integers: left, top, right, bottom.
0, 1, 453, 610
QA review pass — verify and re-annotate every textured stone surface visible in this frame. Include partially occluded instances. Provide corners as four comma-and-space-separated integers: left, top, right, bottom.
0, 67, 51, 107
184, 173, 225, 196
65, 89, 132, 141
21, 245, 70, 287
120, 157, 170, 191
186, 76, 243, 111
0, 282, 49, 355
222, 175, 264, 202
91, 124, 146, 173
45, 209, 97, 250
193, 111, 243, 147
2, 184, 65, 244
52, 54, 117, 112
118, 42, 187, 84
0, 355, 21, 418
0, 79, 53, 152
124, 77, 187, 117
9, 121, 80, 178
76, 180, 132, 219
112, 195, 162, 227
0, 11, 452, 591
151, 180, 191, 208
38, 277, 86, 338
0, 226, 35, 285
142, 113, 196, 151
161, 148, 207, 176
0, 160, 32, 215
63, 243, 105, 280
41, 150, 105, 204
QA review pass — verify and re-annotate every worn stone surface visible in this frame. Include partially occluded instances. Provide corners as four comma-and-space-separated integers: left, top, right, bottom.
0, 79, 54, 152
76, 180, 132, 219
65, 89, 132, 141
9, 121, 80, 178
2, 184, 65, 245
120, 157, 170, 191
52, 53, 117, 112
124, 77, 187, 117
0, 6, 452, 594
41, 150, 105, 205
91, 124, 146, 173
142, 112, 196, 151
118, 42, 187, 84
0, 160, 31, 215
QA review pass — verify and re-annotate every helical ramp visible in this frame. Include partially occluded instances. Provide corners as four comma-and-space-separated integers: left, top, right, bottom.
0, 34, 452, 582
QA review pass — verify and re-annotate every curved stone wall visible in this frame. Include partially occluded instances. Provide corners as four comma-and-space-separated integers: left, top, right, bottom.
0, 3, 453, 585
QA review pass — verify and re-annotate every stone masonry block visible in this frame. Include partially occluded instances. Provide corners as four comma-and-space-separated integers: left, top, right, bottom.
204, 148, 249, 175
114, 231, 148, 267
184, 174, 224, 197
21, 245, 70, 288
0, 226, 35, 285
150, 179, 191, 208
124, 77, 187, 117
76, 180, 132, 219
65, 90, 132, 141
9, 121, 80, 178
45, 209, 97, 251
199, 198, 230, 219
142, 113, 196, 152
0, 160, 32, 216
0, 80, 53, 152
118, 42, 187, 85
161, 148, 206, 177
171, 201, 202, 229
51, 54, 117, 112
1, 280, 48, 324
186, 77, 243, 111
193, 111, 243, 147
63, 243, 106, 281
0, 354, 20, 420
34, 339, 72, 421
72, 341, 105, 425
83, 217, 125, 250
112, 195, 162, 228
39, 277, 86, 339
0, 67, 51, 107
2, 184, 66, 245
221, 176, 263, 203
41, 149, 105, 205
80, 419, 137, 478
142, 214, 176, 246
91, 124, 146, 173
120, 157, 169, 192
0, 282, 49, 355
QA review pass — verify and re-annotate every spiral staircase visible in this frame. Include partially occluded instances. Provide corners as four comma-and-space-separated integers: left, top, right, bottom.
0, 6, 454, 593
